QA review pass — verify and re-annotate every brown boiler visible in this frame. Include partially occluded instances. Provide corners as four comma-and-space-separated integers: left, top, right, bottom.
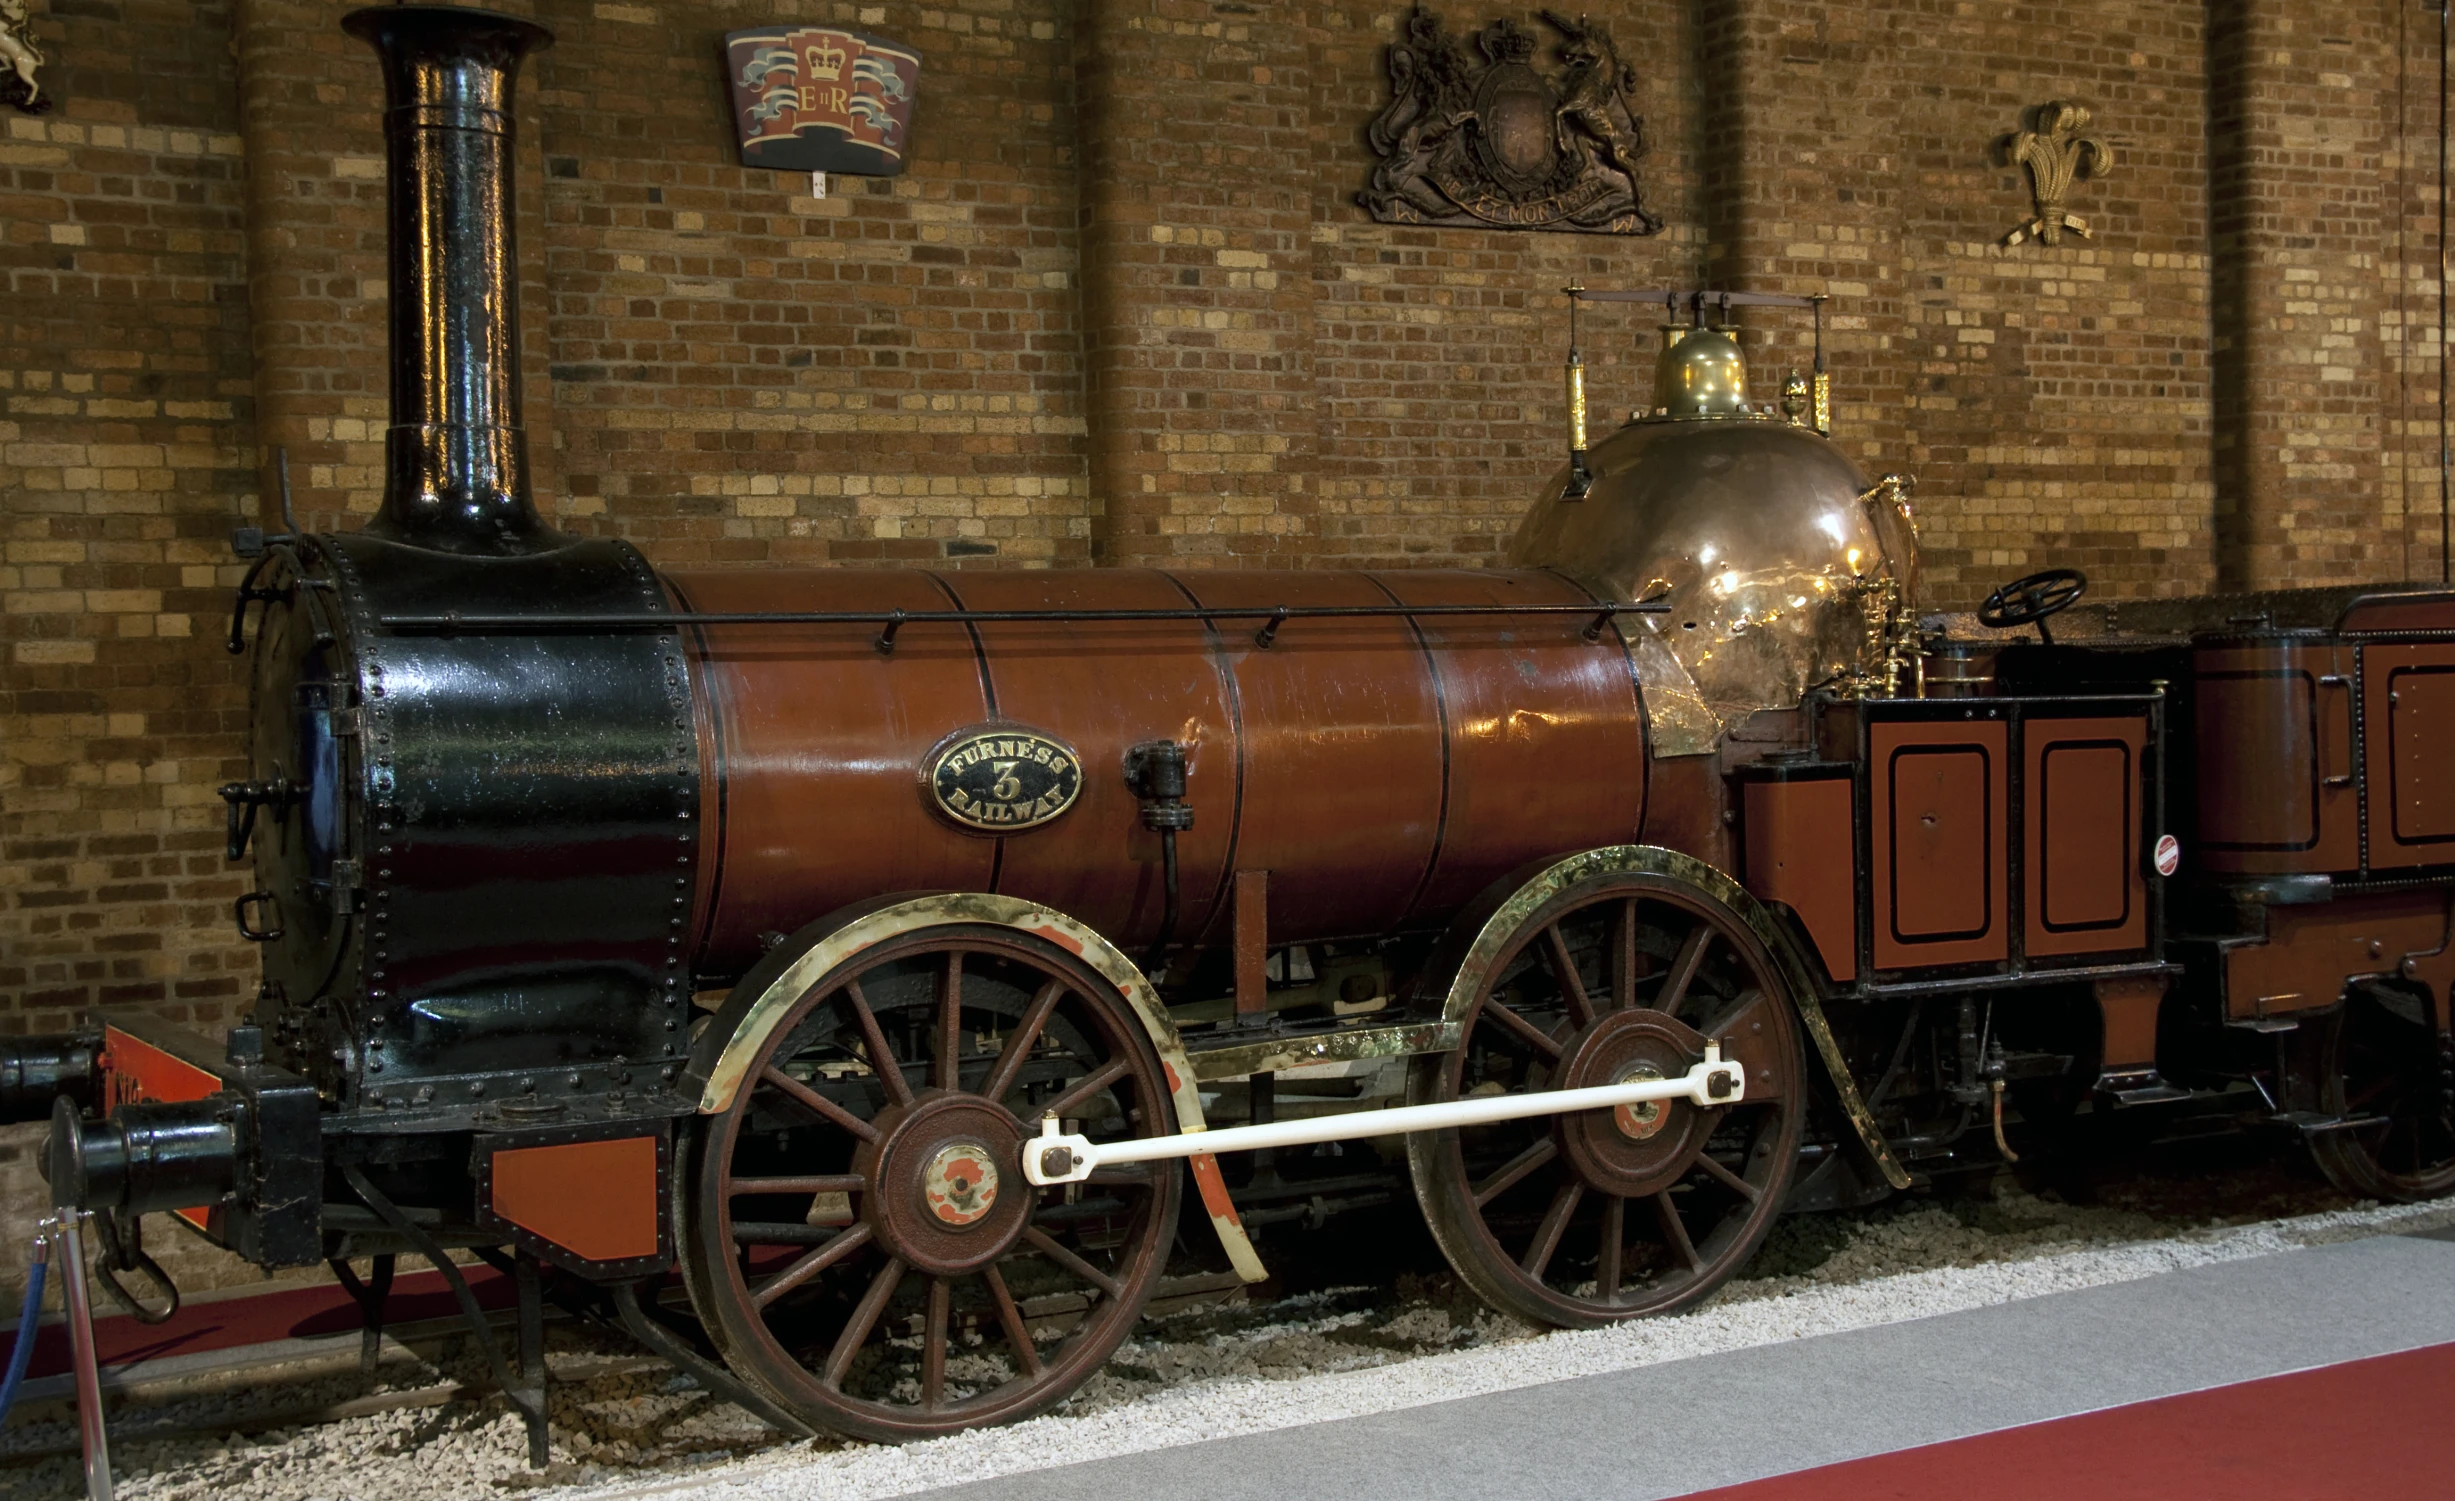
669, 565, 1651, 976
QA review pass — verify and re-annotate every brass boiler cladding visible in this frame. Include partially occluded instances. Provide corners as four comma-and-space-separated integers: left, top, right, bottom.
1513, 293, 1922, 752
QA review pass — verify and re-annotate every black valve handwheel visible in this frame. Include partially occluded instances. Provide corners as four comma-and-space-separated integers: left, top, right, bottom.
1977, 567, 2088, 643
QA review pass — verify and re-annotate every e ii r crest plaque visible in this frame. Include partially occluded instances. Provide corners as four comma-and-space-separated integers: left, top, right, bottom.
725, 25, 920, 176
927, 726, 1083, 833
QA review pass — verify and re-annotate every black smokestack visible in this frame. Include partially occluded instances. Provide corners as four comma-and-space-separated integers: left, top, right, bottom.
343, 5, 555, 554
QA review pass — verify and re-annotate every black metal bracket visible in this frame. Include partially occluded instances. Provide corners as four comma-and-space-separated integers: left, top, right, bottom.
1254, 607, 1290, 650
225, 553, 290, 656
874, 607, 908, 655
92, 1210, 180, 1326
1564, 450, 1594, 501
607, 1280, 817, 1438
225, 448, 311, 652
1124, 742, 1194, 973
342, 1164, 553, 1466
1568, 286, 1824, 310
233, 890, 284, 943
219, 777, 294, 863
330, 1251, 396, 1376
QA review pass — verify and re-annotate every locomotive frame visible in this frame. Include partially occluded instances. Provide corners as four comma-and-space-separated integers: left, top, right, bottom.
8, 2, 2455, 1461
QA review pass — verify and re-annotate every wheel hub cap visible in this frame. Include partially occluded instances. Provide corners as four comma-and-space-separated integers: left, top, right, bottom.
856, 1092, 1030, 1274
922, 1140, 1000, 1226
1553, 1008, 1719, 1198
1612, 1062, 1669, 1141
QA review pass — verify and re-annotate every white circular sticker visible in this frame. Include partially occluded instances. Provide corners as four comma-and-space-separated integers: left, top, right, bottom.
2153, 834, 2180, 877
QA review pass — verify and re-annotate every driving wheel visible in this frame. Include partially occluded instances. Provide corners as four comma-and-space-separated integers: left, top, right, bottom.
2305, 985, 2455, 1202
1407, 866, 1805, 1328
680, 923, 1181, 1441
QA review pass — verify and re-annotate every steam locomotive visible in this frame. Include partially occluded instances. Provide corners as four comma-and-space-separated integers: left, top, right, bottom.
9, 2, 2453, 1454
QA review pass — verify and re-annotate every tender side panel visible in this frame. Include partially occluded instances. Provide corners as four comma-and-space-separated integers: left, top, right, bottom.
672, 568, 994, 974
1871, 720, 2008, 970
2191, 641, 2357, 875
2335, 593, 2455, 633
1370, 569, 1649, 924
1169, 570, 1444, 941
1740, 775, 1857, 982
2363, 642, 2455, 870
2221, 890, 2451, 1022
2026, 715, 2148, 958
942, 569, 1236, 941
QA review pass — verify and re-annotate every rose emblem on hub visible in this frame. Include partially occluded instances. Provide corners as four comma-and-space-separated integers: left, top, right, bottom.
1614, 1062, 1670, 1141
922, 1140, 1000, 1227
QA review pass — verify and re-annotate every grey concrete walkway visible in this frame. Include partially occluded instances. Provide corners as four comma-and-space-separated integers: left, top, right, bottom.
907, 1231, 2455, 1501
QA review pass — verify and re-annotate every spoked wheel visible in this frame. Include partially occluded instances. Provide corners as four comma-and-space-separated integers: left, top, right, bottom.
2306, 985, 2455, 1202
1408, 868, 1805, 1328
680, 923, 1182, 1441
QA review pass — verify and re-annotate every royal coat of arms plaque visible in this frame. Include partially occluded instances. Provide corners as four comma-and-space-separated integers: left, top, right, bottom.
1358, 7, 1661, 236
724, 26, 920, 176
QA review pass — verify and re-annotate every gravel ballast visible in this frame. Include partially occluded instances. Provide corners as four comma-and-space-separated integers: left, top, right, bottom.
3, 1158, 2449, 1501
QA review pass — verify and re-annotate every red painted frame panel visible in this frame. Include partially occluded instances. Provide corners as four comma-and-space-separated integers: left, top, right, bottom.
1871, 721, 2008, 971
2025, 715, 2147, 958
2363, 641, 2455, 870
489, 1136, 661, 1263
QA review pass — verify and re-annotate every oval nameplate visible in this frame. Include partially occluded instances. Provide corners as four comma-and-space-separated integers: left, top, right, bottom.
927, 726, 1083, 833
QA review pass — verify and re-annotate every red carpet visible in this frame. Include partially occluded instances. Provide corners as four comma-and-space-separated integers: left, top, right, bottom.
10, 1263, 516, 1381
1679, 1339, 2455, 1500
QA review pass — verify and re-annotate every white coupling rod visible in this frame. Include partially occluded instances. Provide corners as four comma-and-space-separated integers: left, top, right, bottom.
1023, 1043, 1744, 1187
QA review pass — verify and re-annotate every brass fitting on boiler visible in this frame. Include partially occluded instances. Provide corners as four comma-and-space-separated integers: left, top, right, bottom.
1839, 571, 1916, 700
1562, 281, 1593, 499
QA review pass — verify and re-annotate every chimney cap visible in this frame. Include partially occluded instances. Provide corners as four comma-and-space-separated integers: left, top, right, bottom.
341, 4, 554, 55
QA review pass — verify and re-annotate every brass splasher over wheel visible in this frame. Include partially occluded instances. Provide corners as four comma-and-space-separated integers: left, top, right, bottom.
1408, 869, 1804, 1328
680, 924, 1181, 1442
2304, 984, 2455, 1203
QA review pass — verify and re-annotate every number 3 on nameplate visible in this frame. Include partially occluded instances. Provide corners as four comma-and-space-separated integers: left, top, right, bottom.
990, 761, 1021, 801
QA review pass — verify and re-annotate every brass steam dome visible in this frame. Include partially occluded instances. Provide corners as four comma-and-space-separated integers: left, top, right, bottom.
1512, 319, 1918, 754
1651, 324, 1751, 418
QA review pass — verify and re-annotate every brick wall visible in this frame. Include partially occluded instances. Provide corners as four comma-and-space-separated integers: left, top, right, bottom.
0, 0, 2444, 1218
1, 0, 259, 1041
